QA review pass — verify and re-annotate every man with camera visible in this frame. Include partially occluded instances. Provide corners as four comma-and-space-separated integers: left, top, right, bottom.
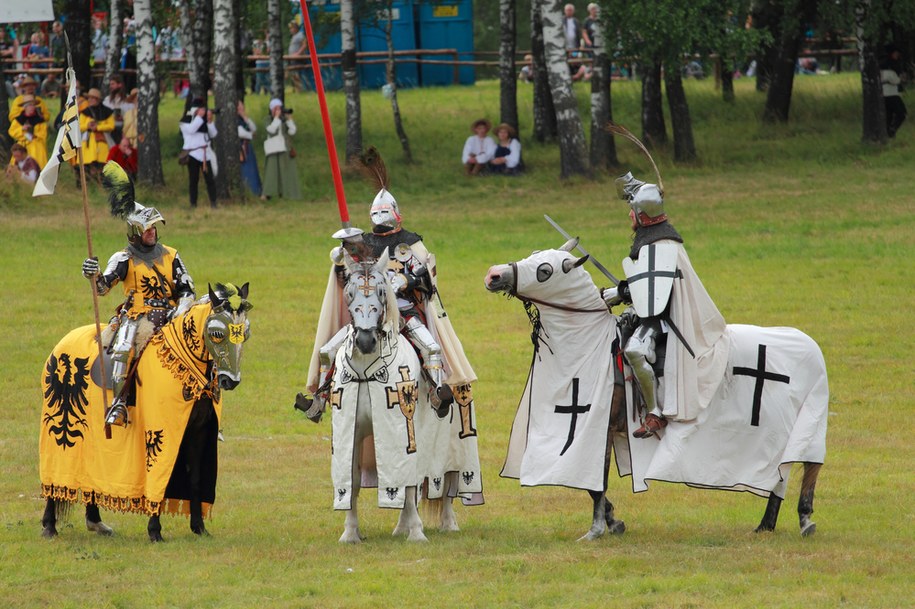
178, 97, 218, 208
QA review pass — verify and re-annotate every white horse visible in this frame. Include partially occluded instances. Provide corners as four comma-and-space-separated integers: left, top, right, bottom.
323, 252, 480, 542
485, 240, 828, 539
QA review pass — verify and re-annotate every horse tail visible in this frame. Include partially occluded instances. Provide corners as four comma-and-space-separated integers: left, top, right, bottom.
419, 479, 444, 524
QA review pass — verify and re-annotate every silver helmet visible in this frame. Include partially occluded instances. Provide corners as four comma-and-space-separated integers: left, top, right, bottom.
615, 172, 666, 227
126, 202, 165, 240
369, 188, 400, 230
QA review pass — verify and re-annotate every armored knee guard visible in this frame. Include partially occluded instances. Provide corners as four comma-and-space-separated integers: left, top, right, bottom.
403, 316, 453, 411
106, 318, 138, 426
623, 322, 661, 413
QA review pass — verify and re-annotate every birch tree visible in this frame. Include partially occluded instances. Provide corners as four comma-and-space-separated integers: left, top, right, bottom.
213, 0, 243, 199
381, 1, 412, 162
538, 0, 588, 177
341, 0, 363, 160
180, 0, 214, 104
267, 0, 285, 102
103, 0, 124, 93
589, 18, 617, 171
134, 0, 164, 186
499, 0, 519, 132
531, 2, 558, 142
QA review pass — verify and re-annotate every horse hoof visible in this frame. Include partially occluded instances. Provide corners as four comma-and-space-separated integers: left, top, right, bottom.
149, 533, 164, 543
86, 519, 114, 536
439, 521, 460, 533
407, 531, 429, 543
801, 522, 816, 537
577, 529, 604, 542
192, 526, 209, 537
41, 527, 58, 539
339, 531, 363, 544
607, 520, 626, 535
754, 524, 775, 534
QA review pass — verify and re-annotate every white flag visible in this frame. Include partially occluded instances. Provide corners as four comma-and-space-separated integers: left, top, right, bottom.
32, 69, 82, 197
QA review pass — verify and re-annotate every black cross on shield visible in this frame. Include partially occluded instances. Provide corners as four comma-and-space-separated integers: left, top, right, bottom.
733, 344, 791, 427
625, 243, 681, 317
555, 378, 591, 456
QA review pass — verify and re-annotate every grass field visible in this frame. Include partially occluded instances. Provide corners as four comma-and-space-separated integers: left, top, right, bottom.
1, 74, 913, 608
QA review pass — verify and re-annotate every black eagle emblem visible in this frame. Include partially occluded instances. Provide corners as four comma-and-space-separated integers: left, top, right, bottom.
140, 267, 170, 300
43, 353, 91, 449
146, 429, 165, 471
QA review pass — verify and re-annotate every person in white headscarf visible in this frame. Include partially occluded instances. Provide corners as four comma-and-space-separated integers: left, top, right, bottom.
261, 98, 301, 200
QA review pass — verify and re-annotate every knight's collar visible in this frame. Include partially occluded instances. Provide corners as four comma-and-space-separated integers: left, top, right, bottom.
127, 242, 167, 267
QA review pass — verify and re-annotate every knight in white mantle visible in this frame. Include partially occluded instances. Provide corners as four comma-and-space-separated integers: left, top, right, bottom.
602, 172, 730, 437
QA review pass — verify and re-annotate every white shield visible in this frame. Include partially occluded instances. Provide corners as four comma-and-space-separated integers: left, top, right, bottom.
622, 242, 679, 318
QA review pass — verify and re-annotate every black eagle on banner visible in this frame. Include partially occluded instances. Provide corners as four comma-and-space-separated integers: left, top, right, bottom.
43, 353, 91, 449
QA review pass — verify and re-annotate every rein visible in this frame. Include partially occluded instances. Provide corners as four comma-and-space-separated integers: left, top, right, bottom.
514, 292, 608, 314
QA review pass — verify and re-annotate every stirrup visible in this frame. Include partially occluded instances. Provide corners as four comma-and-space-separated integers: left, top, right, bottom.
105, 400, 129, 427
633, 413, 666, 439
430, 385, 454, 418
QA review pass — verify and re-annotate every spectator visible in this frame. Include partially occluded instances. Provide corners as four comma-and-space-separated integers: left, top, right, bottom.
582, 3, 599, 50
8, 94, 48, 169
103, 73, 128, 141
519, 54, 533, 82
489, 123, 522, 176
562, 4, 582, 52
77, 88, 116, 182
106, 136, 138, 179
49, 21, 66, 64
236, 100, 262, 196
252, 39, 270, 95
287, 21, 309, 92
121, 88, 138, 147
179, 98, 219, 208
881, 45, 907, 138
8, 75, 50, 123
461, 118, 496, 176
90, 16, 108, 86
40, 71, 61, 99
6, 143, 40, 184
25, 32, 51, 78
261, 98, 301, 200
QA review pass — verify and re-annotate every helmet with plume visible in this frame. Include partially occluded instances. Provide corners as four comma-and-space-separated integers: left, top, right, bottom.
101, 161, 165, 243
606, 123, 668, 227
353, 146, 401, 231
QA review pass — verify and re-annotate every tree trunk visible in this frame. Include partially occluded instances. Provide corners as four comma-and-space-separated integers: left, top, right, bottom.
531, 2, 557, 143
185, 0, 214, 103
538, 0, 588, 178
384, 5, 412, 162
763, 0, 817, 123
341, 0, 362, 161
641, 59, 667, 147
751, 0, 779, 92
267, 0, 285, 102
213, 0, 242, 199
103, 0, 124, 93
179, 0, 200, 105
134, 0, 164, 186
856, 3, 886, 143
499, 0, 519, 132
589, 20, 617, 171
720, 57, 735, 102
64, 0, 92, 91
234, 0, 247, 99
664, 66, 697, 162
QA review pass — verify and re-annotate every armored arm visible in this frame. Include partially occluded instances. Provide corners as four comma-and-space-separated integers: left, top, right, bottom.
85, 251, 129, 296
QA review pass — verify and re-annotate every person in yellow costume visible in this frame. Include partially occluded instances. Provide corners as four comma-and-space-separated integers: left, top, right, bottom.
8, 94, 48, 169
77, 88, 115, 181
7, 75, 51, 123
81, 162, 196, 427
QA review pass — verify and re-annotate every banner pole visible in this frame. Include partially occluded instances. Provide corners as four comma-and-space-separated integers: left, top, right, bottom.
77, 146, 112, 439
297, 0, 350, 227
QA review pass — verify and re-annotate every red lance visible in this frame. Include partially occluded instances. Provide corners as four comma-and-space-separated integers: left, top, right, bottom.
297, 0, 351, 228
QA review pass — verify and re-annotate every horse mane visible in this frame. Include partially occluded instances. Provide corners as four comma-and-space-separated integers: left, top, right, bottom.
381, 270, 400, 333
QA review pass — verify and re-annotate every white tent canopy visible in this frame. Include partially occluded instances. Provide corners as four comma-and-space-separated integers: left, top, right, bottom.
1, 2, 54, 24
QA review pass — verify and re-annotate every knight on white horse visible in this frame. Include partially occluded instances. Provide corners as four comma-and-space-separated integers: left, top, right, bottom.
601, 129, 729, 438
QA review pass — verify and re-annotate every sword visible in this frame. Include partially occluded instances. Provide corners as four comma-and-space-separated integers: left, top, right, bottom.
544, 215, 620, 285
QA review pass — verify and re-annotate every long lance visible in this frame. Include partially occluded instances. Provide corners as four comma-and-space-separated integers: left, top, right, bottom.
64, 48, 112, 438
544, 214, 620, 285
297, 0, 351, 228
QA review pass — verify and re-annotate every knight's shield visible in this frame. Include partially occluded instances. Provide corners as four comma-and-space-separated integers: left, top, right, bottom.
622, 242, 679, 318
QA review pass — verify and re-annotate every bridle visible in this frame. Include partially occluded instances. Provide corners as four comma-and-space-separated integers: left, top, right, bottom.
506, 262, 609, 315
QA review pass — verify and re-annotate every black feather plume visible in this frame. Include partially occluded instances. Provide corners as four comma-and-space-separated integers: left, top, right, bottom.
352, 146, 389, 192
101, 160, 136, 219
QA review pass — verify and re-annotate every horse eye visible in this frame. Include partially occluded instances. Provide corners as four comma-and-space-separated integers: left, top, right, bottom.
536, 262, 553, 283
210, 330, 225, 344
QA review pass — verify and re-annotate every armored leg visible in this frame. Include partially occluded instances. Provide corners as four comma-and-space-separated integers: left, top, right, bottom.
298, 326, 351, 422
624, 320, 667, 438
106, 318, 137, 427
403, 316, 453, 411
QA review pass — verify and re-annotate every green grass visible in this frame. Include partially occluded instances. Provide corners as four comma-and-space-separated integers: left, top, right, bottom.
1, 74, 913, 608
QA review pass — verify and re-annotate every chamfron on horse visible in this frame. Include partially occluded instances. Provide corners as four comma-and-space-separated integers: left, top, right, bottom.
40, 283, 253, 541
